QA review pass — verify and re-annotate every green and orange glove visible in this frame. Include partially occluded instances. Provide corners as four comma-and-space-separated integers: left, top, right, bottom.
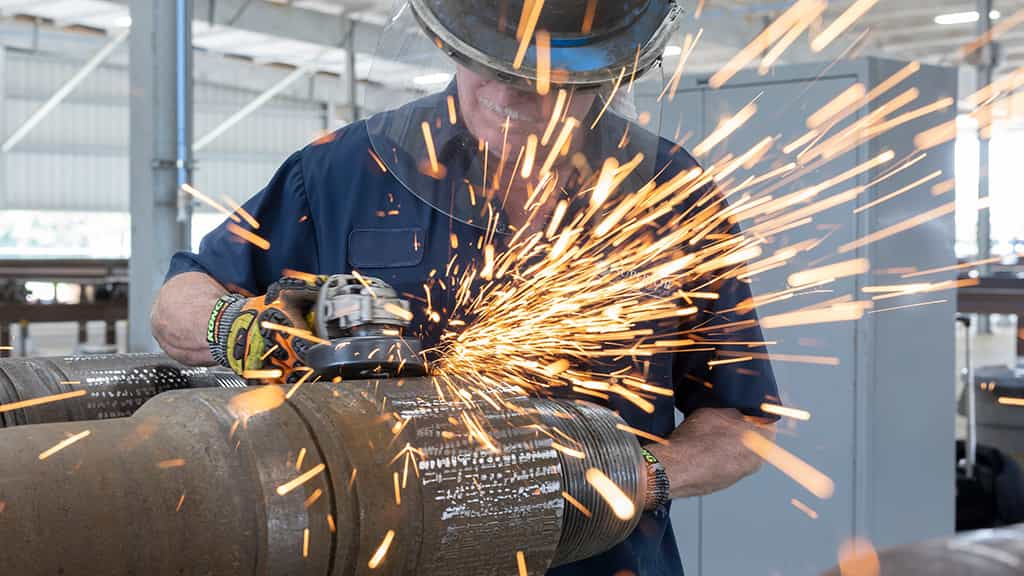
207, 275, 327, 383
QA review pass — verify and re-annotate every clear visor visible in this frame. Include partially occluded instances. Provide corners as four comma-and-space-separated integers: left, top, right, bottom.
364, 1, 670, 232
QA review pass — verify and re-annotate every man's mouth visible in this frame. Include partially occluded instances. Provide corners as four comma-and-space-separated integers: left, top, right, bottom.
478, 96, 541, 124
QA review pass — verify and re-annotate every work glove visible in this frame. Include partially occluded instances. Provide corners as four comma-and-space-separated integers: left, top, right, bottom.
207, 275, 327, 383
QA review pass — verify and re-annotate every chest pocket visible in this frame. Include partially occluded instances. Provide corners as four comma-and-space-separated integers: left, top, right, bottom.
347, 228, 425, 268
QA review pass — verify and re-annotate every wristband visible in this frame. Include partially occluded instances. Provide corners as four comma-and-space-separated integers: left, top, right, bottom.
207, 294, 246, 368
641, 446, 670, 511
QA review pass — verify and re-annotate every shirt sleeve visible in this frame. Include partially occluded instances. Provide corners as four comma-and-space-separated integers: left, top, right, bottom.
164, 150, 320, 296
658, 150, 780, 420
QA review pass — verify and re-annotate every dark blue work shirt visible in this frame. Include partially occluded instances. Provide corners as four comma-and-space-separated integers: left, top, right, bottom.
167, 90, 778, 576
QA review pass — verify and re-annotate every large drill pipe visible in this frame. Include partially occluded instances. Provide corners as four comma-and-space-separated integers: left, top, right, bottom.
0, 377, 645, 575
0, 353, 244, 427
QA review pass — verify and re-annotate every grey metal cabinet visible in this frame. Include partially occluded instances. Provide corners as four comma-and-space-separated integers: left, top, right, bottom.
635, 58, 957, 575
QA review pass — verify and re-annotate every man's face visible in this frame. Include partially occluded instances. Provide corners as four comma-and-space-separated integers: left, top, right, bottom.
455, 65, 596, 161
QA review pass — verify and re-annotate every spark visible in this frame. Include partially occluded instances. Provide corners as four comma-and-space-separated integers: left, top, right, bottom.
421, 121, 440, 176
181, 183, 240, 224
228, 385, 286, 421
241, 369, 284, 380
590, 67, 627, 130
536, 30, 551, 96
367, 530, 396, 569
692, 100, 758, 157
0, 389, 86, 414
296, 448, 307, 471
327, 514, 336, 533
759, 1, 826, 74
541, 90, 567, 146
868, 299, 948, 315
304, 488, 323, 509
710, 0, 822, 89
997, 397, 1024, 407
708, 356, 752, 367
227, 223, 270, 250
157, 458, 186, 469
261, 321, 332, 346
615, 423, 669, 445
741, 431, 834, 499
659, 30, 702, 102
516, 550, 529, 576
446, 95, 457, 125
38, 430, 91, 460
539, 117, 579, 176
960, 9, 1024, 61
854, 170, 942, 214
383, 303, 414, 322
811, 0, 880, 53
761, 302, 871, 329
901, 256, 1002, 279
368, 148, 388, 172
175, 493, 186, 512
760, 403, 811, 421
586, 468, 636, 520
838, 200, 959, 253
393, 471, 402, 505
513, 0, 546, 69
303, 528, 310, 558
551, 442, 586, 459
808, 83, 866, 129
790, 498, 819, 519
562, 491, 592, 517
787, 258, 871, 288
581, 0, 597, 33
276, 463, 327, 496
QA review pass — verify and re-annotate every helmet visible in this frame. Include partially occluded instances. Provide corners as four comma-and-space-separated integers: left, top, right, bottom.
410, 0, 683, 91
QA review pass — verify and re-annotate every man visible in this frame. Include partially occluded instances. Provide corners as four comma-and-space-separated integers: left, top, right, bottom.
153, 1, 778, 574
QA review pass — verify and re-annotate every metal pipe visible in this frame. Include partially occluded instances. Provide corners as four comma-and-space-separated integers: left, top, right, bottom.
0, 354, 244, 427
1, 28, 129, 153
175, 0, 194, 232
976, 0, 995, 335
823, 524, 1024, 575
0, 378, 644, 575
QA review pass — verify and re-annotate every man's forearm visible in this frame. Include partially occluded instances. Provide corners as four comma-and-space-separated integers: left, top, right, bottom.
151, 272, 226, 366
646, 407, 774, 500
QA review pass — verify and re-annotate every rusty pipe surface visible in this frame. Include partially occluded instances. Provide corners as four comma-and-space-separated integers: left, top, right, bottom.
822, 524, 1024, 575
0, 377, 644, 575
0, 353, 244, 427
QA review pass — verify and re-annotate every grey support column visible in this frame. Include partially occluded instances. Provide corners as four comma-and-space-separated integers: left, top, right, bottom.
128, 0, 193, 352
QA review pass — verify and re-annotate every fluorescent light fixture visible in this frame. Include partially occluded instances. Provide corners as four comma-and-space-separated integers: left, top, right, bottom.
663, 45, 682, 57
934, 10, 1001, 25
413, 73, 452, 85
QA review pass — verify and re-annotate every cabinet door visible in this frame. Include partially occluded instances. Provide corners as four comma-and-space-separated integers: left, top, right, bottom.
698, 75, 862, 576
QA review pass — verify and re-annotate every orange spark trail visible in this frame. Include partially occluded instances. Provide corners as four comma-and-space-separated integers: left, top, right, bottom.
616, 423, 669, 445
811, 0, 880, 53
0, 389, 86, 414
761, 302, 871, 329
791, 498, 819, 519
787, 258, 870, 288
536, 30, 551, 96
586, 468, 636, 520
227, 222, 270, 250
960, 9, 1024, 60
838, 200, 959, 253
998, 397, 1024, 407
368, 148, 388, 172
157, 458, 186, 469
181, 183, 240, 224
421, 121, 440, 175
38, 430, 91, 460
516, 550, 529, 576
541, 89, 567, 146
868, 299, 948, 315
303, 528, 310, 558
854, 170, 942, 214
241, 369, 284, 380
758, 1, 826, 74
741, 431, 834, 499
368, 530, 396, 569
539, 118, 579, 176
590, 66, 627, 129
693, 100, 758, 157
260, 321, 332, 346
807, 83, 866, 129
446, 95, 457, 125
562, 491, 592, 517
901, 256, 1002, 279
760, 403, 811, 421
221, 195, 260, 229
513, 0, 546, 69
276, 463, 327, 496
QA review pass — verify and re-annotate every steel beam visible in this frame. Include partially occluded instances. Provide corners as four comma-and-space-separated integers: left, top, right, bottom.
193, 52, 324, 152
128, 0, 192, 352
1, 28, 128, 153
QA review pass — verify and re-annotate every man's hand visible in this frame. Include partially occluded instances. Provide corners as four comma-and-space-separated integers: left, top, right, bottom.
208, 275, 327, 382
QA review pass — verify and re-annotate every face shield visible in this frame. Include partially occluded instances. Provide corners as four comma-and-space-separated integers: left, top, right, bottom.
365, 0, 683, 232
